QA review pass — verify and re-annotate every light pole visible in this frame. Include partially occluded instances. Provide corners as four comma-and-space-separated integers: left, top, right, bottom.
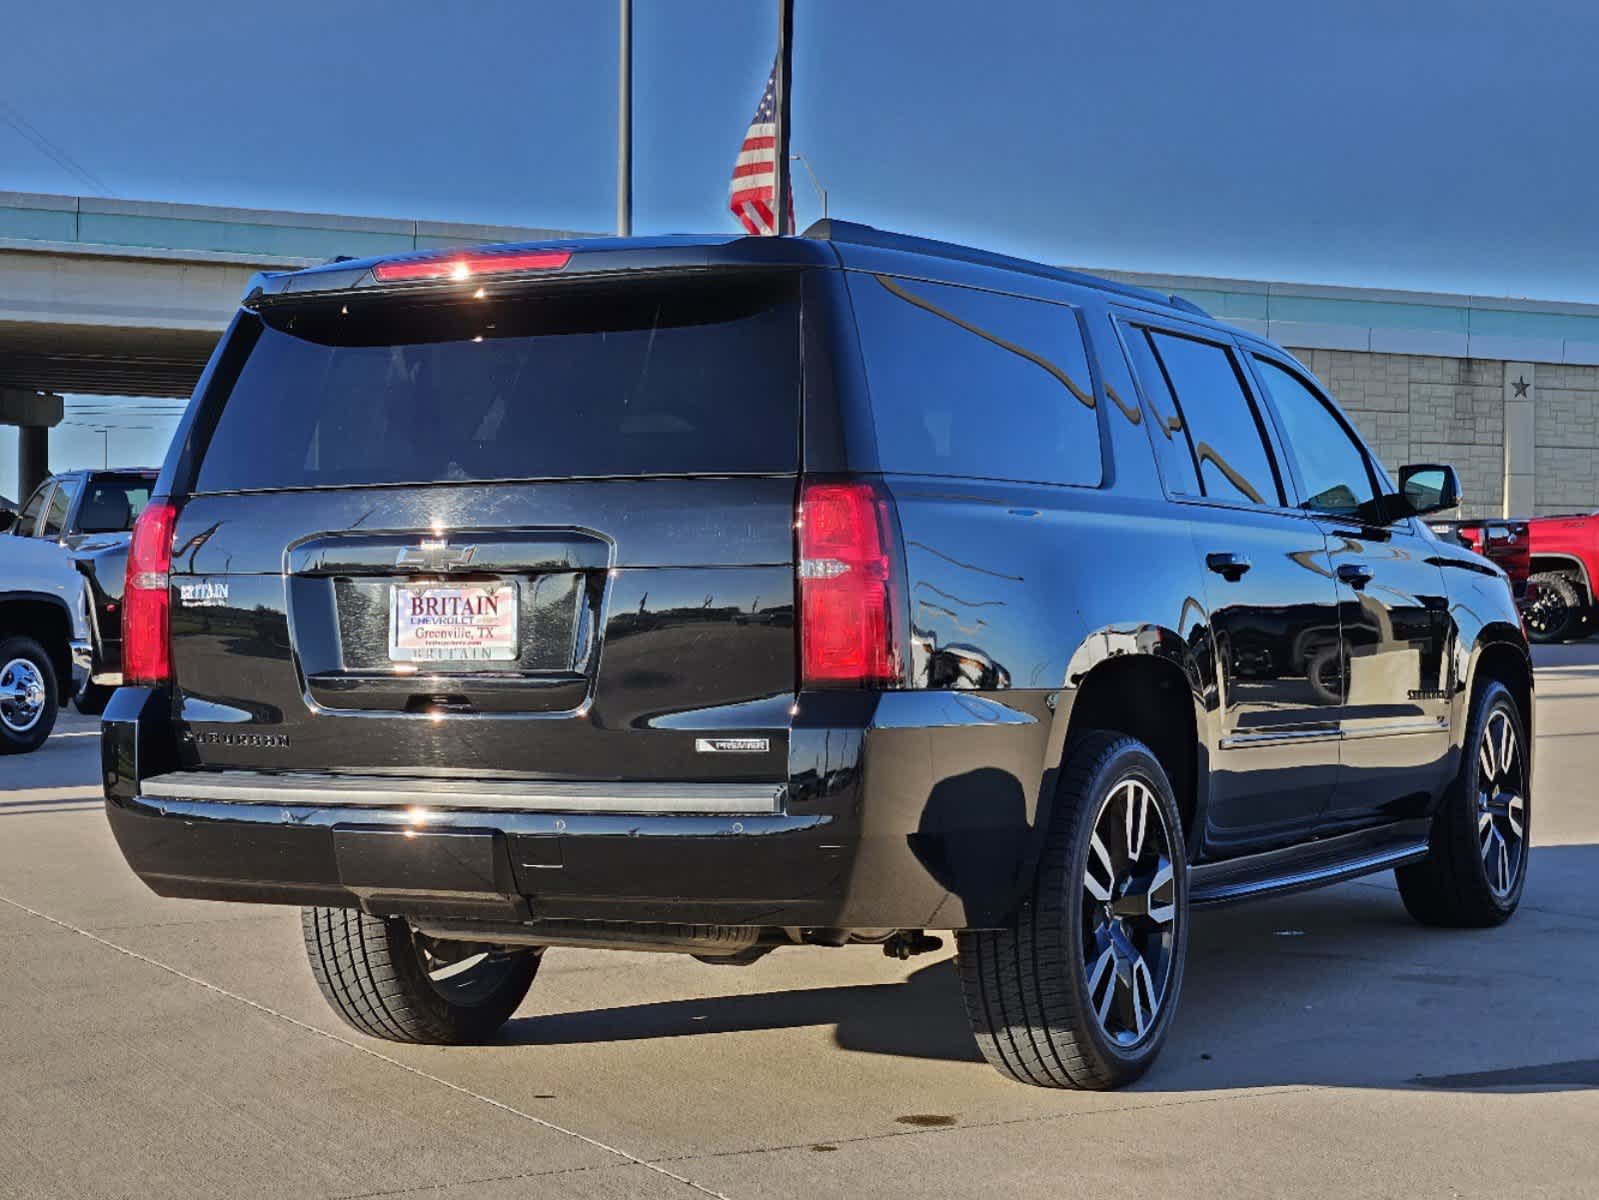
617, 0, 632, 237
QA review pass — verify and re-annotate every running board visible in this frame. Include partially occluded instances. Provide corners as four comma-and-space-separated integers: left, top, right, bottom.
1189, 820, 1432, 908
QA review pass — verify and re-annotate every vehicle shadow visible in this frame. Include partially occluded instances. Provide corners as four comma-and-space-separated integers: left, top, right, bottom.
507, 843, 1599, 1094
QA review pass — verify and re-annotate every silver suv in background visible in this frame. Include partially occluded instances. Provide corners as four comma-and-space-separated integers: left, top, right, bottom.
0, 532, 92, 752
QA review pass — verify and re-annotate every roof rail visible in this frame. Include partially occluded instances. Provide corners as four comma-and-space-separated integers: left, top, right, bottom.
1166, 295, 1210, 318
802, 218, 1186, 312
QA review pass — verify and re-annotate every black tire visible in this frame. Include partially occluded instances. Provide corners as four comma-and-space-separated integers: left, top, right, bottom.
1524, 573, 1581, 644
956, 731, 1189, 1089
1396, 679, 1529, 928
74, 683, 114, 717
301, 907, 539, 1044
0, 635, 59, 755
1305, 645, 1345, 707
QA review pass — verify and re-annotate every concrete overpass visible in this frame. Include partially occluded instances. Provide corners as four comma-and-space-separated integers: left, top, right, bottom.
10, 189, 1599, 517
0, 190, 584, 495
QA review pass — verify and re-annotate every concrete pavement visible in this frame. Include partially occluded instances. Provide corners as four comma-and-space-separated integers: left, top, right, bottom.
2, 650, 1596, 1199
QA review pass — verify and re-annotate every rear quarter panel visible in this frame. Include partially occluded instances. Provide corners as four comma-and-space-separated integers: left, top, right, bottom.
845, 292, 1215, 923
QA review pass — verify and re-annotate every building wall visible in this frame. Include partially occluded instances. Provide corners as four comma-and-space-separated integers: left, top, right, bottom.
1284, 347, 1599, 519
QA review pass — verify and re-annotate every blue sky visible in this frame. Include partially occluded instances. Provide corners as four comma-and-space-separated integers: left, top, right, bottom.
2, 0, 1596, 497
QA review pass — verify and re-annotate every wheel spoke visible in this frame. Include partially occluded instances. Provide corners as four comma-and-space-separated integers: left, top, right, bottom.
1087, 946, 1116, 1026
1507, 792, 1525, 838
1125, 783, 1149, 863
1498, 717, 1515, 783
427, 950, 490, 982
1086, 832, 1115, 902
1145, 861, 1176, 925
1130, 956, 1156, 1039
1478, 737, 1496, 783
1481, 825, 1503, 890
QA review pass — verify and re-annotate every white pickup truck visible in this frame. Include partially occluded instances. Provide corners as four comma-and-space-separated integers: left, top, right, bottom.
0, 534, 92, 753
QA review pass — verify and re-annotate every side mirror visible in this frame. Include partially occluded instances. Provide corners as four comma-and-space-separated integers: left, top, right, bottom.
1399, 464, 1461, 517
0, 510, 14, 534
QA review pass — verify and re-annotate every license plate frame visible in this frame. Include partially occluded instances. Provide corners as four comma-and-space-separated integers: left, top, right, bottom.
388, 581, 519, 664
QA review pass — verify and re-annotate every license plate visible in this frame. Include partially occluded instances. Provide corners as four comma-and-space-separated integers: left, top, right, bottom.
388, 583, 518, 663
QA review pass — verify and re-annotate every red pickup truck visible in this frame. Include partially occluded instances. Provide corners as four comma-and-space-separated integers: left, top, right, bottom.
1520, 512, 1599, 643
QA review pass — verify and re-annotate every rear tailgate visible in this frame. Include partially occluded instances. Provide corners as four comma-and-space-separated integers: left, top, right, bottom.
166, 271, 801, 785
1431, 519, 1531, 591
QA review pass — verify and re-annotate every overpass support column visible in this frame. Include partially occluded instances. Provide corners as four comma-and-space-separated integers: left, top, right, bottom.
18, 426, 50, 497
0, 390, 64, 498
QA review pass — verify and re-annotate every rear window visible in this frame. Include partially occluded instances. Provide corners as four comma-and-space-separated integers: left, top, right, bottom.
193, 275, 800, 493
847, 273, 1101, 486
76, 476, 153, 533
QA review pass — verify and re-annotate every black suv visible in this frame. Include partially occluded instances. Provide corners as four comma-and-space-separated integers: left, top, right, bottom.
104, 224, 1532, 1089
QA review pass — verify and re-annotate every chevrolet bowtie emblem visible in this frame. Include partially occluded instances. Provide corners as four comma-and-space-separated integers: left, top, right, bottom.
397, 540, 477, 571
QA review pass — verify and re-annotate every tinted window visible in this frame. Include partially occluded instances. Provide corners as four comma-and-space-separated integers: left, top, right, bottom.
849, 274, 1101, 486
12, 484, 49, 536
76, 476, 153, 533
1252, 357, 1377, 517
42, 478, 78, 537
1122, 326, 1202, 496
194, 276, 800, 493
1147, 331, 1281, 506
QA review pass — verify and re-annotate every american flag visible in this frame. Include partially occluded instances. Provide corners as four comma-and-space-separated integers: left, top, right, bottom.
729, 59, 792, 236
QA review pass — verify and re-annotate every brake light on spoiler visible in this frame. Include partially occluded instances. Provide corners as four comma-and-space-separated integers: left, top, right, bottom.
372, 249, 572, 283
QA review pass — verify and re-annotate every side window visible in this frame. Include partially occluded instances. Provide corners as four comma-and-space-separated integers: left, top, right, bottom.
1252, 357, 1378, 518
42, 478, 79, 538
1147, 331, 1282, 507
1121, 326, 1202, 496
13, 484, 50, 536
848, 274, 1102, 486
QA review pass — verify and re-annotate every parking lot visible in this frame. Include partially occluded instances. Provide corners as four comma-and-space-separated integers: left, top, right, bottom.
1, 646, 1594, 1200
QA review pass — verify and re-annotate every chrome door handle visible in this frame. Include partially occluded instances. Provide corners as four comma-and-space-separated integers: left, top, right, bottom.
1206, 552, 1252, 582
1337, 562, 1374, 589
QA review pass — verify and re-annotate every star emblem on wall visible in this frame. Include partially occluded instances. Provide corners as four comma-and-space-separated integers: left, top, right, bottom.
1512, 375, 1530, 398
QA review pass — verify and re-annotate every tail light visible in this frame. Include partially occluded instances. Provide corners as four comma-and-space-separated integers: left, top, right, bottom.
797, 479, 906, 688
124, 499, 179, 686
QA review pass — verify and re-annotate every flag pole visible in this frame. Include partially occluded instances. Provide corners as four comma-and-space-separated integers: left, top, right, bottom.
772, 0, 795, 235
617, 0, 633, 237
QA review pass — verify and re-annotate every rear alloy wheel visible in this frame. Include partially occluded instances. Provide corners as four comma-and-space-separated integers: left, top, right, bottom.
302, 907, 539, 1044
1524, 573, 1581, 643
1397, 680, 1529, 927
957, 731, 1188, 1088
0, 636, 59, 755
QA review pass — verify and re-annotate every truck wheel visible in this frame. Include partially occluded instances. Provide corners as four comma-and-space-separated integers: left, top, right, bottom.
301, 907, 539, 1044
74, 683, 115, 717
0, 636, 59, 754
1524, 573, 1580, 643
1396, 679, 1528, 927
956, 731, 1188, 1089
1305, 645, 1345, 707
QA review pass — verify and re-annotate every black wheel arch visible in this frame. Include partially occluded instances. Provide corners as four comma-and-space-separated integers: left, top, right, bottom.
1451, 627, 1534, 802
0, 592, 77, 703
